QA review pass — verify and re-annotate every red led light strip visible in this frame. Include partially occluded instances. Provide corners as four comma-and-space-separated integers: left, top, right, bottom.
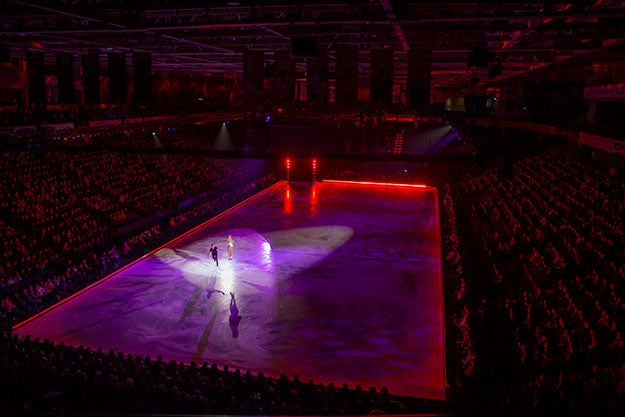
323, 179, 429, 188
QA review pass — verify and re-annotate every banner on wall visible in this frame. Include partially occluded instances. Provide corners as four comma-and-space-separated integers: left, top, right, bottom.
579, 132, 625, 156
583, 83, 625, 100
89, 119, 121, 127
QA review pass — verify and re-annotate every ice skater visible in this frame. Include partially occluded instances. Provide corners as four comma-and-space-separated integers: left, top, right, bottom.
209, 244, 219, 266
226, 234, 235, 260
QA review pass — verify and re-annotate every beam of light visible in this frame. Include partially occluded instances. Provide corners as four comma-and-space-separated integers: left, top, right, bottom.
151, 225, 353, 285
147, 225, 353, 309
151, 240, 274, 295
152, 132, 163, 148
323, 179, 429, 188
261, 241, 272, 269
263, 225, 353, 271
219, 263, 235, 294
402, 125, 451, 154
214, 122, 234, 151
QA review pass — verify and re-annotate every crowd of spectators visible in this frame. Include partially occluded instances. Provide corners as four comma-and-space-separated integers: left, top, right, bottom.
448, 140, 625, 415
440, 184, 475, 379
0, 330, 420, 415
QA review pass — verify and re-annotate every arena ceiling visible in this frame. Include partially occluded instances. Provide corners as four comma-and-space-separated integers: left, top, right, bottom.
1, 0, 625, 93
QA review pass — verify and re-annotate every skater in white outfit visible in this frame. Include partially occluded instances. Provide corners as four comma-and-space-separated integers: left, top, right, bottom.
227, 234, 235, 260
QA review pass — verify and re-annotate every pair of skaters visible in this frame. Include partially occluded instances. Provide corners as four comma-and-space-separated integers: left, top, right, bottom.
207, 235, 240, 338
209, 234, 235, 266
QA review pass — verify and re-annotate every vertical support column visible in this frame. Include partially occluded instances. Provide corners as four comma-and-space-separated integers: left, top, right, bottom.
57, 52, 75, 104
133, 52, 152, 106
82, 53, 100, 105
370, 48, 394, 106
307, 48, 328, 104
108, 52, 127, 104
274, 50, 295, 105
335, 48, 358, 105
407, 48, 431, 110
244, 50, 265, 110
27, 51, 46, 104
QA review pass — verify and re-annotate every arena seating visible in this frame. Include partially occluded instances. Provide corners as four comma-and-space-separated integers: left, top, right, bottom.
447, 140, 625, 415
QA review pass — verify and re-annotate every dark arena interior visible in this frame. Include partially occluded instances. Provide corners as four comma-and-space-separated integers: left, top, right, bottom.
1, 1, 625, 416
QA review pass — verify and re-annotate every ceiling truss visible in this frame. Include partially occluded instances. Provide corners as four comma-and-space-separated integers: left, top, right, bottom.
2, 1, 625, 92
